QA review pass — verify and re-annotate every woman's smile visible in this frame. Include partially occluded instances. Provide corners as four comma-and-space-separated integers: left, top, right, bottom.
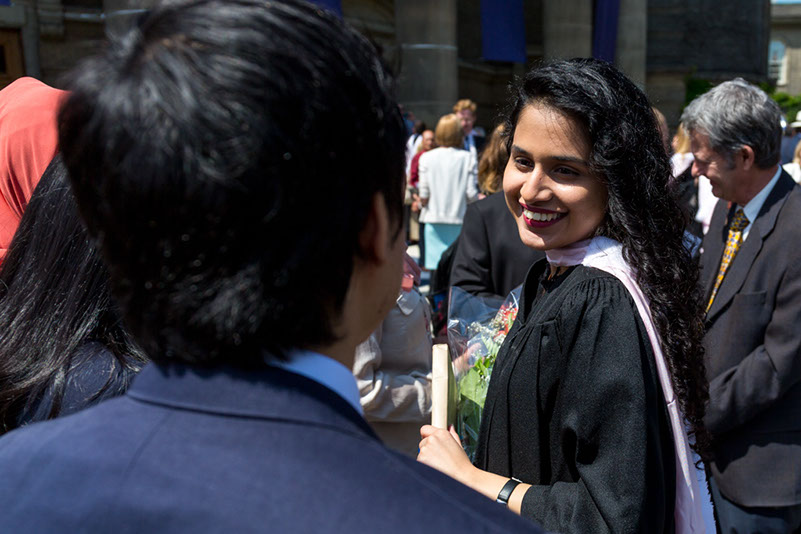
520, 204, 566, 227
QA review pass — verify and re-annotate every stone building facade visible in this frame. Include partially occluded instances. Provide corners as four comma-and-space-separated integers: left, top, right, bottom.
648, 0, 771, 127
771, 1, 801, 96
390, 0, 648, 130
0, 0, 771, 131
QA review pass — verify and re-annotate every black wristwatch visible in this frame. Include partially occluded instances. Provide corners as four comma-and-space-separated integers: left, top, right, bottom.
496, 477, 521, 506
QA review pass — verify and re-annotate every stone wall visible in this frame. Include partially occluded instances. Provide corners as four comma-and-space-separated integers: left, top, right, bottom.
647, 0, 770, 129
2, 0, 773, 133
771, 3, 801, 96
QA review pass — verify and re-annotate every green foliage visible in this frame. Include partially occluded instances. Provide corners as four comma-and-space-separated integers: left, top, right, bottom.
759, 81, 776, 94
772, 92, 801, 124
453, 298, 519, 460
456, 357, 492, 448
685, 77, 714, 107
455, 334, 498, 457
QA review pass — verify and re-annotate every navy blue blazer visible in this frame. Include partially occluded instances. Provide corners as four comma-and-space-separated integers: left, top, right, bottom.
0, 362, 542, 533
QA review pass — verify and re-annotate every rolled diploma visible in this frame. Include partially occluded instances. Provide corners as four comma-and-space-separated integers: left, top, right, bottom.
431, 343, 453, 429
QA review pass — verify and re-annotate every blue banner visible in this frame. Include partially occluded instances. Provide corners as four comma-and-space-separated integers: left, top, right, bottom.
0, 1, 12, 6
480, 0, 526, 63
592, 0, 620, 63
308, 0, 341, 17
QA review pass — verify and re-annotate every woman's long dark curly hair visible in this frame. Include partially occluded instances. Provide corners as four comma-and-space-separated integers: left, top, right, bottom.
0, 156, 146, 432
505, 58, 711, 460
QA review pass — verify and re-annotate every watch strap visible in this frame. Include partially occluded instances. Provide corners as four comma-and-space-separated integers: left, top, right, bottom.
495, 477, 521, 506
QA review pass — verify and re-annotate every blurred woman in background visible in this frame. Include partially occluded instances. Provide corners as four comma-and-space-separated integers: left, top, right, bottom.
418, 113, 478, 270
407, 129, 435, 262
477, 124, 507, 195
671, 123, 695, 179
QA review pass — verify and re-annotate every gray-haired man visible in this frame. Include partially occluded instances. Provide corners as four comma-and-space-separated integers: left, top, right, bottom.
684, 79, 801, 532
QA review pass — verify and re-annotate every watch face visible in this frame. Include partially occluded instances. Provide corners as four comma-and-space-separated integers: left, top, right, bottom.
496, 478, 521, 505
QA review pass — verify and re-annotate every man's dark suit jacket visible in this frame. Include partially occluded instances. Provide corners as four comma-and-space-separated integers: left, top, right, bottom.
701, 170, 801, 508
0, 362, 542, 533
473, 133, 486, 155
450, 192, 544, 300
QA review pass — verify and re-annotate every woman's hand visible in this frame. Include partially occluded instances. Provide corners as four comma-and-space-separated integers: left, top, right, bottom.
417, 425, 477, 488
411, 193, 421, 212
417, 424, 532, 513
403, 251, 422, 286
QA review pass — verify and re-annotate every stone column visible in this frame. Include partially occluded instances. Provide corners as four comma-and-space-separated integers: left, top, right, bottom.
394, 0, 458, 127
37, 0, 64, 37
103, 0, 154, 39
11, 0, 41, 78
543, 0, 592, 59
646, 72, 686, 129
616, 0, 647, 88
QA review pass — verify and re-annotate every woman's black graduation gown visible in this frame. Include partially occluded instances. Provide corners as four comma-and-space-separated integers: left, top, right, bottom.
474, 262, 676, 533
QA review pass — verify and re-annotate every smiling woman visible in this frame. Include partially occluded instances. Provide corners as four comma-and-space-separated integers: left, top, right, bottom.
417, 59, 712, 533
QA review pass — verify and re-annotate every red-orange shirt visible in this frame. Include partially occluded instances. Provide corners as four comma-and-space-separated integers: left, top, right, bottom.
0, 77, 67, 262
408, 149, 429, 188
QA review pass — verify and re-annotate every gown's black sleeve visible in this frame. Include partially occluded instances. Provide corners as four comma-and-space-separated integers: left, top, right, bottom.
519, 277, 673, 533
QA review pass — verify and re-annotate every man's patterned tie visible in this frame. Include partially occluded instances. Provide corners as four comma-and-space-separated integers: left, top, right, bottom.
706, 209, 749, 313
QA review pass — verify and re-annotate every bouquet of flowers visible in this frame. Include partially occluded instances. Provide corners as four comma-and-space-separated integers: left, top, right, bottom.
447, 286, 520, 460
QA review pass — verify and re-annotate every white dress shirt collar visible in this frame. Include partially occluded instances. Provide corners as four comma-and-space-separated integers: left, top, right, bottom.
270, 349, 363, 416
464, 131, 476, 151
739, 167, 781, 241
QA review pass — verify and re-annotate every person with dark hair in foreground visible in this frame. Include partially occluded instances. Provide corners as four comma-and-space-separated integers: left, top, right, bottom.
418, 59, 711, 533
0, 155, 146, 432
0, 2, 541, 532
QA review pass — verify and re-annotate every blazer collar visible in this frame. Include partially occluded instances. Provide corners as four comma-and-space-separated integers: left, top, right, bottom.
705, 171, 795, 320
126, 361, 378, 441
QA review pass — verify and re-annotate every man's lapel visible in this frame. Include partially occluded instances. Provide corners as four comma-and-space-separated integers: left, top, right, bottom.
705, 172, 794, 321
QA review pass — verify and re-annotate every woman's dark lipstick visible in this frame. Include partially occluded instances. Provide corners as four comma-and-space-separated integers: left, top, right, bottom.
520, 203, 566, 228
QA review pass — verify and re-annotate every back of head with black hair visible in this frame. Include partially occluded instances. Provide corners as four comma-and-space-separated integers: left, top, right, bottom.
58, 0, 407, 367
0, 155, 146, 432
504, 58, 711, 460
